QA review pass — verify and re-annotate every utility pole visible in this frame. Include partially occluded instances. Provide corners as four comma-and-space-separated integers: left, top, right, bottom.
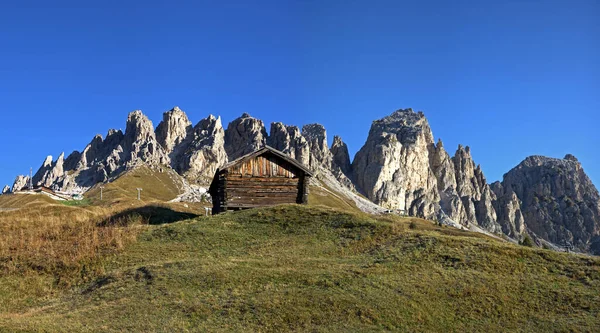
100, 186, 104, 200
136, 188, 143, 201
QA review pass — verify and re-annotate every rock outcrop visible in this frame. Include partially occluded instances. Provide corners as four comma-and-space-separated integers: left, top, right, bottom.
268, 123, 310, 166
351, 109, 504, 233
352, 109, 439, 218
428, 139, 468, 225
123, 110, 169, 166
2, 185, 10, 195
171, 115, 228, 183
156, 107, 192, 155
494, 155, 600, 251
224, 113, 267, 160
450, 145, 502, 232
12, 175, 30, 192
491, 182, 526, 239
301, 124, 332, 170
331, 136, 352, 177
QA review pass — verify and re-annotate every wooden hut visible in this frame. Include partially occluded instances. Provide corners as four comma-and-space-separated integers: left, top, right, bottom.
208, 146, 313, 214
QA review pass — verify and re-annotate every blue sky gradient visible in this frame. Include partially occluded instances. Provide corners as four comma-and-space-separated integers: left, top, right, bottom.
1, 0, 598, 188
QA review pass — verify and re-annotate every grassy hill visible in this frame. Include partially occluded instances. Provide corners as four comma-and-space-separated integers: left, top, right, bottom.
86, 166, 188, 205
0, 197, 599, 331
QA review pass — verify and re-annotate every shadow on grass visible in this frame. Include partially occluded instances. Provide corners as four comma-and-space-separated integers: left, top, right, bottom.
98, 205, 199, 227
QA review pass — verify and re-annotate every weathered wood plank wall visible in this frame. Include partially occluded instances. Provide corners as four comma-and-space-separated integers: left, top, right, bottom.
227, 155, 298, 178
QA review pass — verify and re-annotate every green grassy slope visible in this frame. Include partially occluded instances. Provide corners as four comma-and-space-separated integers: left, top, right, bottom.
1, 205, 598, 332
86, 166, 185, 205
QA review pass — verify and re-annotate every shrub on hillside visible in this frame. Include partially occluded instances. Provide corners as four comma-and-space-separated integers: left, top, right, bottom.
520, 235, 534, 247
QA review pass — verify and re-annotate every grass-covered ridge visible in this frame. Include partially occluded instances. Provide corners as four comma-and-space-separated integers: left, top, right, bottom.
1, 204, 598, 332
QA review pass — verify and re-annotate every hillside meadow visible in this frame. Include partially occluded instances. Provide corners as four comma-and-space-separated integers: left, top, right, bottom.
0, 186, 597, 332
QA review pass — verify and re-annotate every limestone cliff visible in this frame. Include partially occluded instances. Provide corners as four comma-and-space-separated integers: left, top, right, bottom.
268, 123, 310, 167
11, 175, 30, 192
352, 109, 439, 218
156, 106, 193, 155
495, 155, 600, 251
224, 113, 268, 160
170, 115, 228, 184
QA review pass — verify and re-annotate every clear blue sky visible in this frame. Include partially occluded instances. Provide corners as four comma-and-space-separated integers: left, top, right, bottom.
1, 0, 598, 188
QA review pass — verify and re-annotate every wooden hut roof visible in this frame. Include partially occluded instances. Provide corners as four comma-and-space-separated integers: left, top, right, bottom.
219, 146, 313, 177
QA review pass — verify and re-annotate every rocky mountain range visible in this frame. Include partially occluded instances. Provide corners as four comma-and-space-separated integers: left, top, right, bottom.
5, 107, 599, 254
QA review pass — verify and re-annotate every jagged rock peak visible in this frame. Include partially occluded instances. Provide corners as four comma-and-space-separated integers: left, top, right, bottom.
455, 144, 472, 156
31, 153, 66, 188
436, 138, 444, 148
352, 108, 438, 217
519, 155, 583, 170
564, 154, 579, 163
331, 135, 351, 176
500, 155, 600, 251
170, 114, 228, 183
122, 110, 169, 167
43, 155, 53, 167
125, 110, 155, 143
64, 151, 81, 171
268, 122, 310, 166
369, 108, 435, 146
301, 124, 327, 148
224, 113, 268, 160
12, 175, 30, 192
302, 123, 331, 170
1, 185, 10, 195
452, 144, 484, 200
156, 106, 192, 154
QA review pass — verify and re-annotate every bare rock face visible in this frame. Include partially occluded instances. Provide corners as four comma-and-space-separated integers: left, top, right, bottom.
31, 155, 55, 187
268, 122, 353, 190
331, 135, 351, 177
224, 113, 267, 160
2, 185, 10, 194
453, 145, 484, 200
352, 109, 439, 218
449, 145, 502, 232
123, 110, 169, 166
475, 186, 501, 233
156, 106, 192, 154
12, 175, 30, 192
172, 115, 228, 184
64, 151, 81, 172
491, 182, 526, 239
428, 139, 468, 224
76, 130, 124, 171
78, 135, 103, 169
328, 135, 356, 190
28, 110, 168, 193
32, 153, 65, 188
268, 122, 310, 166
302, 124, 332, 170
497, 155, 600, 251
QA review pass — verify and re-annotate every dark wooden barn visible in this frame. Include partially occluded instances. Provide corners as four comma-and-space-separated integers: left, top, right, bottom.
208, 146, 313, 214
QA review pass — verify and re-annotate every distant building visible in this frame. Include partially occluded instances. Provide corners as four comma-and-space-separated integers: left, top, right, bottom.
209, 146, 313, 214
15, 186, 71, 201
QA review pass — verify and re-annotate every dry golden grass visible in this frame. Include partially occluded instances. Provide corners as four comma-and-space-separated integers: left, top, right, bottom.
0, 166, 207, 288
0, 199, 141, 287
